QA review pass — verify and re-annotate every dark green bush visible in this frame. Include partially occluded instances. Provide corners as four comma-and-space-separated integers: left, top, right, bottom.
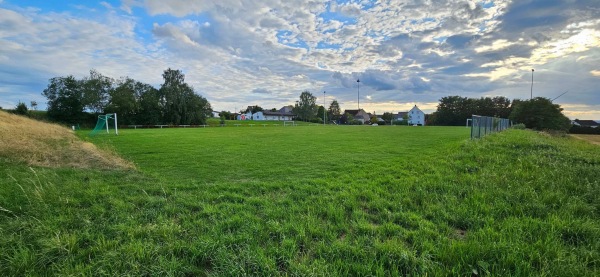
569, 125, 600, 134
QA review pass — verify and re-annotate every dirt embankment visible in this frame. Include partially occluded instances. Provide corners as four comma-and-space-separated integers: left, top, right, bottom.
0, 111, 134, 169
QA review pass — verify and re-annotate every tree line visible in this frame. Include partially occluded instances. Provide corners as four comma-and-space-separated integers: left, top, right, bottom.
41, 69, 212, 125
430, 95, 570, 131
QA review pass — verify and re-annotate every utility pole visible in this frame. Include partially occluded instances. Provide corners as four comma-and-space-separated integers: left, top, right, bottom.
323, 91, 326, 126
357, 79, 360, 109
530, 69, 534, 99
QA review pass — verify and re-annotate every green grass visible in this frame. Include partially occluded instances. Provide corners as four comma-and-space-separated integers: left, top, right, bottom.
1, 126, 599, 276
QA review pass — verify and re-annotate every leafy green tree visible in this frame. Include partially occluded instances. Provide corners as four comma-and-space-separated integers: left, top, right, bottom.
186, 92, 212, 125
433, 96, 513, 126
219, 115, 225, 126
42, 76, 86, 123
293, 91, 317, 121
137, 84, 162, 125
15, 101, 28, 115
316, 105, 326, 122
242, 105, 263, 114
340, 112, 354, 124
82, 69, 113, 113
433, 96, 472, 126
509, 97, 570, 131
473, 97, 494, 117
104, 78, 139, 125
30, 101, 38, 111
219, 111, 234, 120
159, 68, 212, 125
492, 96, 512, 118
328, 100, 341, 121
370, 115, 378, 124
382, 112, 393, 124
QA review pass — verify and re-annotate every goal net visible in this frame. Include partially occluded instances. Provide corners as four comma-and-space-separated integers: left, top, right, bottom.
283, 121, 296, 126
90, 113, 118, 136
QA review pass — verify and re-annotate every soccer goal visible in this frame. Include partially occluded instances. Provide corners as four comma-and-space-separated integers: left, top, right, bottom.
283, 121, 296, 127
90, 113, 118, 136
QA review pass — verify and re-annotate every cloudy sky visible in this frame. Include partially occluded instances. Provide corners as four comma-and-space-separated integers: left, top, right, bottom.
1, 0, 599, 119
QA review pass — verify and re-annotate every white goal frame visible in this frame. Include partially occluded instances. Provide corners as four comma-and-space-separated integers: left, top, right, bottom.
91, 113, 118, 135
283, 121, 296, 127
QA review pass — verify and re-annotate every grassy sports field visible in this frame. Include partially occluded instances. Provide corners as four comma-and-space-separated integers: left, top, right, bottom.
1, 122, 599, 276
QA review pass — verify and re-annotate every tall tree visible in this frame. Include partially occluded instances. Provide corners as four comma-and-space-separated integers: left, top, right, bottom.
492, 96, 512, 118
328, 100, 341, 121
159, 68, 212, 125
293, 91, 317, 121
104, 78, 139, 125
242, 105, 263, 114
509, 97, 570, 131
434, 96, 471, 126
137, 84, 162, 125
381, 112, 394, 124
185, 92, 212, 125
42, 76, 86, 123
316, 105, 326, 122
82, 69, 113, 113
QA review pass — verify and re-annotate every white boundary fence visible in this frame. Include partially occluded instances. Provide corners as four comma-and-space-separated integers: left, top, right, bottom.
470, 115, 511, 139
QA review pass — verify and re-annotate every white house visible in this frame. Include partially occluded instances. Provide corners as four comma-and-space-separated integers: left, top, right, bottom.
252, 111, 265, 120
236, 106, 295, 121
343, 109, 371, 124
408, 105, 425, 126
236, 112, 253, 120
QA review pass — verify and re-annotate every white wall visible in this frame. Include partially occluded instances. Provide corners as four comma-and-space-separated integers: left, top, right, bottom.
408, 106, 425, 126
253, 111, 264, 120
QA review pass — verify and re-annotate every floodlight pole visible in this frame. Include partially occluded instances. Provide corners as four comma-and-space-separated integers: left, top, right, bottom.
530, 69, 534, 99
357, 79, 360, 109
323, 91, 326, 126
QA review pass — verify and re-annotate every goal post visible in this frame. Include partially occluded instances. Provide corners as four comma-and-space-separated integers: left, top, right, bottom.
283, 121, 296, 127
90, 113, 118, 136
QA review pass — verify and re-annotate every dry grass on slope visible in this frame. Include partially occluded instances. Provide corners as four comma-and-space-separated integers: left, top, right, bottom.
0, 111, 134, 170
570, 134, 600, 146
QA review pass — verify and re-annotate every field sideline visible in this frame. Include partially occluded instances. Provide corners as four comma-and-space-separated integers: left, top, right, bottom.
1, 125, 599, 275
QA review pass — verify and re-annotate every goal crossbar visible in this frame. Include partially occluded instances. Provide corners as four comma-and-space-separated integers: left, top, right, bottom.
90, 113, 118, 136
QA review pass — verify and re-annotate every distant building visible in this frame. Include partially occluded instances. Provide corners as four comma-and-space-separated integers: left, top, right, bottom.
236, 112, 253, 120
279, 105, 294, 114
344, 109, 371, 123
236, 106, 295, 121
260, 111, 294, 120
408, 105, 425, 126
572, 119, 599, 128
394, 112, 408, 123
